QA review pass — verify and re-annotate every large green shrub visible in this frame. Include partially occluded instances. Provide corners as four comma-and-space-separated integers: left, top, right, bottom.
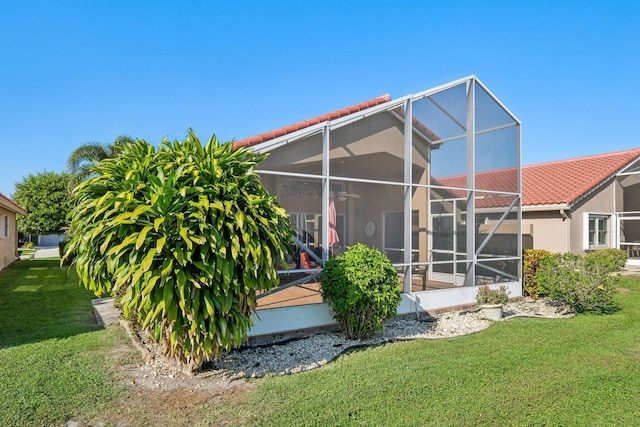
63, 130, 293, 371
320, 244, 401, 340
584, 248, 628, 273
13, 171, 71, 235
523, 249, 552, 299
58, 240, 73, 266
537, 252, 620, 314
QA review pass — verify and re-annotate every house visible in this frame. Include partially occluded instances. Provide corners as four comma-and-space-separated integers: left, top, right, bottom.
232, 76, 523, 338
520, 149, 640, 265
0, 192, 27, 271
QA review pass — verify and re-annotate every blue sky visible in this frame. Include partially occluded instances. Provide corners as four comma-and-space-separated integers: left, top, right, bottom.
1, 1, 639, 197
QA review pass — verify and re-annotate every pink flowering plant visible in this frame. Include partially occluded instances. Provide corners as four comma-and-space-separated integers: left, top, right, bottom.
476, 285, 510, 306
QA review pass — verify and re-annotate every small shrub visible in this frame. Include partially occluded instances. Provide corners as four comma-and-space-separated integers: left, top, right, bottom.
25, 242, 36, 249
584, 248, 628, 273
537, 252, 620, 314
476, 285, 509, 305
320, 244, 401, 340
523, 249, 552, 298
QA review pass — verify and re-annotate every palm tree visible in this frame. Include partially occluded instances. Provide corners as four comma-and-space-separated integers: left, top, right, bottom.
67, 135, 135, 189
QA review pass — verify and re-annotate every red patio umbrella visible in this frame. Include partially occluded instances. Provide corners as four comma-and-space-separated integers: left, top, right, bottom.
328, 191, 339, 247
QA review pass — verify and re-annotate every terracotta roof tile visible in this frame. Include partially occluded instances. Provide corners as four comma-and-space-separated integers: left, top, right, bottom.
523, 148, 640, 206
233, 94, 392, 149
432, 149, 640, 208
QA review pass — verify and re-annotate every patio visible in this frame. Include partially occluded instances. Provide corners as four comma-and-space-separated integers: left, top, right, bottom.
240, 76, 523, 337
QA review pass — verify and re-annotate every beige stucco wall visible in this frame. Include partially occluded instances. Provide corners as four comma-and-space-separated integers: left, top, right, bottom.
522, 210, 570, 253
570, 179, 617, 255
259, 110, 430, 255
0, 207, 19, 271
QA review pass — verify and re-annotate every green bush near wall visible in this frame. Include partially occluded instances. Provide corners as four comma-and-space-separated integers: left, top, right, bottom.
321, 244, 401, 340
537, 252, 620, 314
523, 249, 553, 299
584, 248, 628, 273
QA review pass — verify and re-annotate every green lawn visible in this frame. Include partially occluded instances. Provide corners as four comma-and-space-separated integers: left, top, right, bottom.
206, 276, 640, 426
0, 260, 128, 426
1, 259, 640, 426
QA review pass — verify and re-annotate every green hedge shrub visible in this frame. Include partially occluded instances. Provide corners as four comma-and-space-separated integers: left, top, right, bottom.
64, 130, 293, 371
58, 240, 73, 266
320, 244, 401, 340
523, 249, 552, 299
537, 252, 620, 314
522, 249, 552, 299
584, 248, 628, 273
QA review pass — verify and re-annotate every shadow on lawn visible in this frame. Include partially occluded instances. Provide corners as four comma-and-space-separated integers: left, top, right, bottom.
0, 259, 101, 349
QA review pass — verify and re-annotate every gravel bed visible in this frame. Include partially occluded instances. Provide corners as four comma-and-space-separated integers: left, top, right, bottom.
201, 297, 573, 379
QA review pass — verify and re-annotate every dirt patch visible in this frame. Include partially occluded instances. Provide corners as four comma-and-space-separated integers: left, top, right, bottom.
77, 324, 256, 426
617, 287, 631, 293
112, 321, 256, 393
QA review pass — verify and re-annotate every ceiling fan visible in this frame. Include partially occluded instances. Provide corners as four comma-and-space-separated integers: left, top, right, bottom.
335, 190, 360, 202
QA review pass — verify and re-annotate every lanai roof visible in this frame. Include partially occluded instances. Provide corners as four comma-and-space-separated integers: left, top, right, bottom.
232, 88, 636, 212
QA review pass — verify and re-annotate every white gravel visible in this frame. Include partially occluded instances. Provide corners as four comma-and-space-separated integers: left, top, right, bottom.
203, 297, 573, 379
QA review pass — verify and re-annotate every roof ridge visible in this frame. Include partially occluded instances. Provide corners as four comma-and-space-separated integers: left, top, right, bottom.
524, 147, 640, 169
0, 191, 27, 215
233, 94, 392, 149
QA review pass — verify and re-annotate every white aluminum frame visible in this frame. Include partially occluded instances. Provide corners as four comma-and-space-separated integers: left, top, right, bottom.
253, 76, 522, 297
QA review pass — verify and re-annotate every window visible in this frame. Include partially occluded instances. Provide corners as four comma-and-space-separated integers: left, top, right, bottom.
0, 215, 7, 238
587, 214, 609, 247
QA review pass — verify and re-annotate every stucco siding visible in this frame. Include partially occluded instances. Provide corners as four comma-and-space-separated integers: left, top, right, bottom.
570, 179, 616, 255
0, 207, 19, 271
523, 211, 569, 253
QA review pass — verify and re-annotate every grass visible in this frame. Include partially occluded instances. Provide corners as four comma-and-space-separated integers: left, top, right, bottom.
0, 260, 129, 426
1, 259, 640, 426
204, 275, 640, 426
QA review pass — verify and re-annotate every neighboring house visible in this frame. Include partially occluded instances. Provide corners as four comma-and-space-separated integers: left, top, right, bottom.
0, 192, 27, 271
437, 149, 640, 265
231, 76, 523, 337
521, 149, 640, 264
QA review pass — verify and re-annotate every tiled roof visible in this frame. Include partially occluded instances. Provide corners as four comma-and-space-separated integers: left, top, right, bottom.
0, 192, 27, 216
231, 92, 639, 210
435, 168, 518, 194
523, 148, 640, 206
433, 169, 518, 209
233, 94, 392, 149
435, 149, 640, 208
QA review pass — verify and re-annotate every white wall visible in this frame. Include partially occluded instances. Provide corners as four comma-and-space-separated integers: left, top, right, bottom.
248, 282, 522, 339
37, 234, 66, 246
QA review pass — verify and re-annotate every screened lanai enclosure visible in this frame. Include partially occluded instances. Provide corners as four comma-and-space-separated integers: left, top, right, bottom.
245, 76, 522, 336
617, 157, 640, 265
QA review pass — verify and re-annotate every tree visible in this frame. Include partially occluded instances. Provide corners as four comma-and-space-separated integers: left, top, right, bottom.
64, 130, 293, 371
13, 171, 71, 235
67, 135, 135, 189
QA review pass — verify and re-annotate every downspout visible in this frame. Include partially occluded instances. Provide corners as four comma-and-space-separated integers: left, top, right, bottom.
560, 209, 570, 252
559, 209, 568, 221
